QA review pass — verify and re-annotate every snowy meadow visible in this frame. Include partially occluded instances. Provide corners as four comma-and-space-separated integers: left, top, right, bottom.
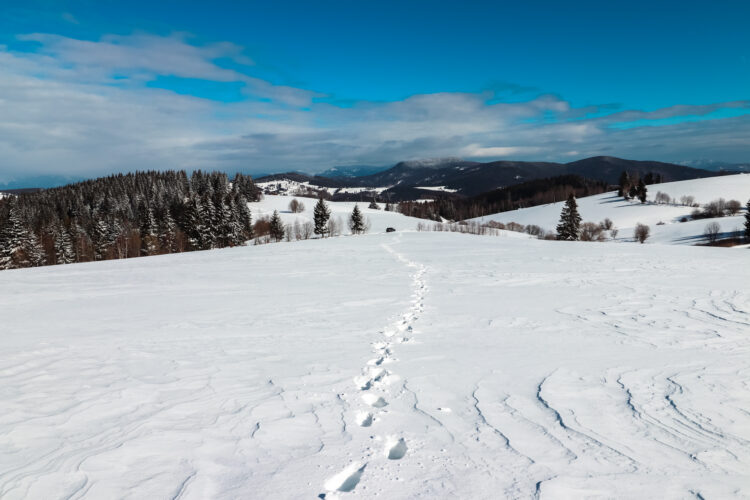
1, 228, 749, 499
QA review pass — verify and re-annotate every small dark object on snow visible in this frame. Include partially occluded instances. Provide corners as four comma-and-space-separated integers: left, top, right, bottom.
386, 227, 396, 233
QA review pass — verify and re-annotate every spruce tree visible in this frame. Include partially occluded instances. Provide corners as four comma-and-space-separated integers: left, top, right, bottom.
349, 204, 365, 234
158, 208, 178, 253
637, 179, 647, 204
368, 199, 380, 210
138, 200, 159, 255
197, 194, 216, 249
556, 193, 582, 241
234, 197, 253, 240
745, 199, 750, 242
53, 220, 76, 264
182, 196, 205, 250
269, 210, 285, 242
313, 197, 330, 237
0, 202, 44, 269
618, 171, 630, 197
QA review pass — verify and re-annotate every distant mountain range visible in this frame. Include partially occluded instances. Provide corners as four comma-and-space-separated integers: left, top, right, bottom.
257, 156, 717, 199
4, 156, 736, 197
317, 164, 390, 178
678, 160, 750, 172
0, 174, 84, 191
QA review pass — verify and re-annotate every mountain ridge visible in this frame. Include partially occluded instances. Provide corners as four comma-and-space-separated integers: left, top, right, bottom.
257, 155, 715, 198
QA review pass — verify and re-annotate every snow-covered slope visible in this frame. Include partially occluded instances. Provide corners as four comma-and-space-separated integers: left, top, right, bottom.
1, 233, 749, 498
248, 195, 422, 233
472, 173, 750, 244
255, 179, 392, 197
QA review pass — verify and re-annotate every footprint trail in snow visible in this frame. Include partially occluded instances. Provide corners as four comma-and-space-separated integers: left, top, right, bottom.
322, 240, 426, 496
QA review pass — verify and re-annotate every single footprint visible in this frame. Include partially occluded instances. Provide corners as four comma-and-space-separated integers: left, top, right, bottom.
356, 411, 374, 427
358, 379, 372, 391
385, 437, 408, 460
362, 393, 388, 408
367, 357, 384, 366
324, 462, 367, 492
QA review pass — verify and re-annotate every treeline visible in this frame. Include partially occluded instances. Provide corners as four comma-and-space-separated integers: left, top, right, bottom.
617, 170, 663, 202
396, 175, 610, 221
0, 171, 261, 270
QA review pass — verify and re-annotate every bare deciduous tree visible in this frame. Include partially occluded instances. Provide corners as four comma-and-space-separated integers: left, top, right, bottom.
679, 195, 695, 206
289, 199, 305, 213
726, 199, 742, 215
654, 191, 671, 204
302, 221, 313, 240
704, 221, 721, 244
580, 222, 606, 242
634, 223, 650, 243
327, 216, 343, 237
703, 198, 727, 218
525, 224, 544, 237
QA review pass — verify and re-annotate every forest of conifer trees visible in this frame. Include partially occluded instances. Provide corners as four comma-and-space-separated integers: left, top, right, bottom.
0, 171, 261, 270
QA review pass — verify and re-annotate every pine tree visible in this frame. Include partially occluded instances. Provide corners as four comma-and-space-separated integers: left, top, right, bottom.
224, 194, 246, 246
232, 173, 261, 202
24, 230, 45, 267
0, 202, 44, 269
269, 210, 285, 242
138, 200, 159, 255
214, 194, 234, 247
349, 204, 365, 234
556, 193, 582, 241
618, 171, 630, 197
313, 197, 330, 237
181, 196, 205, 250
232, 195, 253, 240
368, 199, 380, 210
197, 194, 216, 249
637, 179, 647, 204
745, 199, 750, 242
53, 220, 76, 264
158, 207, 178, 253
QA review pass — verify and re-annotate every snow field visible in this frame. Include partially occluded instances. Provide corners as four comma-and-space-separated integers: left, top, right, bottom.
0, 230, 749, 498
248, 195, 422, 234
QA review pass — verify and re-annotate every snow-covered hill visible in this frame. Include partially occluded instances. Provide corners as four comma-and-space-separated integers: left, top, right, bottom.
1, 231, 749, 498
248, 195, 419, 233
255, 179, 393, 197
472, 173, 750, 244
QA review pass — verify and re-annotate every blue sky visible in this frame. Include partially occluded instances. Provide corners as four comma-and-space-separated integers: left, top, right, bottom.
1, 0, 749, 184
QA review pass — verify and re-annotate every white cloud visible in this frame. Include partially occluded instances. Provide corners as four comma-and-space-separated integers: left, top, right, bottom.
1, 31, 749, 184
17, 32, 251, 82
460, 145, 541, 157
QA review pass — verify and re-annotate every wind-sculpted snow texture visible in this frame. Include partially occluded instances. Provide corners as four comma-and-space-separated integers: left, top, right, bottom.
1, 232, 749, 498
